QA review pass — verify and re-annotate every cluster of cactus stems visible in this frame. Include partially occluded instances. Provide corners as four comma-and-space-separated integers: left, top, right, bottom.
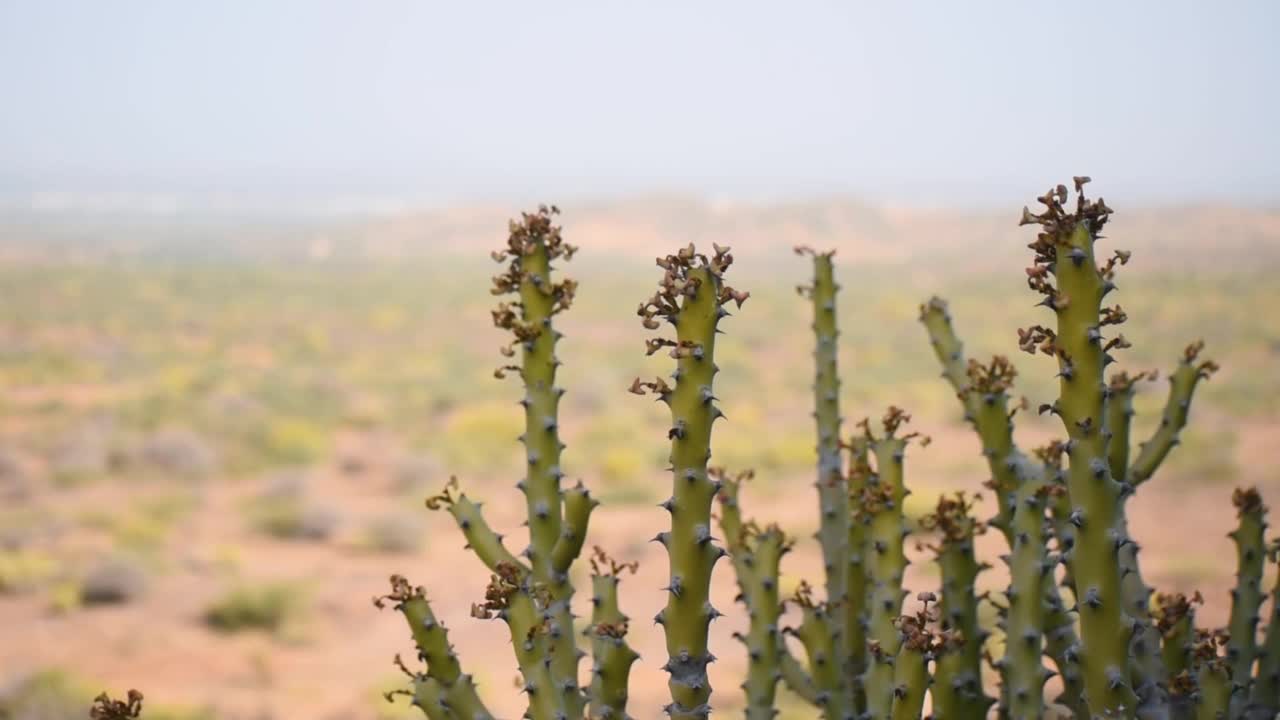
346, 184, 1280, 720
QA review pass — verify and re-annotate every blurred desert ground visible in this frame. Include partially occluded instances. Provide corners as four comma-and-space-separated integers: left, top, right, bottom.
1, 196, 1278, 719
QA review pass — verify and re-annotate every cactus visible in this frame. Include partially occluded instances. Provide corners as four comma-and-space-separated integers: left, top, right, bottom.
715, 468, 791, 720
1017, 178, 1139, 716
1227, 488, 1268, 706
857, 407, 925, 720
368, 186, 1269, 720
795, 246, 855, 714
586, 547, 641, 720
918, 302, 1086, 718
1250, 540, 1280, 714
491, 206, 591, 716
632, 243, 745, 720
919, 493, 993, 720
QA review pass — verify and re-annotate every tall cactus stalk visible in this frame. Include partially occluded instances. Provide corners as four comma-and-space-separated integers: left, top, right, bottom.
1250, 540, 1280, 715
1153, 592, 1201, 686
918, 301, 1086, 718
1017, 178, 1137, 717
857, 407, 924, 720
795, 246, 854, 716
845, 438, 871, 716
587, 547, 641, 720
920, 493, 992, 720
1179, 630, 1232, 720
789, 582, 849, 720
715, 468, 791, 720
890, 597, 942, 720
1002, 442, 1060, 720
632, 243, 745, 720
1227, 487, 1267, 708
492, 206, 591, 716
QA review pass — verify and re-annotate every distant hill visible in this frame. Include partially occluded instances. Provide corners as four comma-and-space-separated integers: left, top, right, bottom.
2, 195, 1277, 272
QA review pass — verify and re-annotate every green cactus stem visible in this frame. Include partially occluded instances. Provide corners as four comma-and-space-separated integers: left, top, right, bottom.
1106, 344, 1217, 713
795, 246, 853, 714
714, 468, 792, 720
780, 651, 823, 706
1250, 540, 1280, 714
1183, 630, 1232, 720
632, 243, 745, 720
490, 206, 590, 715
378, 575, 494, 720
586, 547, 640, 720
407, 677, 451, 720
1153, 592, 1201, 682
889, 595, 945, 720
918, 302, 1087, 719
471, 563, 563, 720
787, 581, 850, 720
1227, 488, 1267, 702
919, 493, 993, 720
1018, 177, 1138, 717
845, 437, 871, 715
1000, 450, 1058, 720
858, 407, 924, 720
1128, 342, 1219, 488
427, 478, 524, 572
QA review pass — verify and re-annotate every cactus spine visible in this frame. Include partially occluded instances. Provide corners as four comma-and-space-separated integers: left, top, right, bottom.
858, 408, 922, 720
920, 494, 992, 720
586, 547, 641, 720
633, 243, 745, 720
1227, 488, 1267, 707
795, 246, 855, 715
1018, 178, 1137, 717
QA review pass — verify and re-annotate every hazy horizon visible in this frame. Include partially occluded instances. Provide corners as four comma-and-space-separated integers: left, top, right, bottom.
3, 1, 1279, 211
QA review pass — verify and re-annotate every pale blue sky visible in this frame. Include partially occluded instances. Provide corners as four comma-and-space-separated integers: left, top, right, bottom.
1, 1, 1277, 207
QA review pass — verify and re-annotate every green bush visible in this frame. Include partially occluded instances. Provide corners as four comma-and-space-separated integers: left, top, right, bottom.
204, 582, 306, 634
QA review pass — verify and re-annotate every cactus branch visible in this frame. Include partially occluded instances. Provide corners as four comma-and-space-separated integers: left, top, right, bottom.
587, 547, 640, 720
1227, 488, 1267, 704
919, 493, 994, 720
715, 468, 791, 720
378, 576, 494, 720
1019, 178, 1137, 717
427, 479, 526, 573
858, 408, 922, 720
1250, 539, 1280, 714
491, 206, 586, 714
796, 246, 854, 714
1129, 342, 1218, 487
634, 243, 742, 720
919, 301, 1086, 718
